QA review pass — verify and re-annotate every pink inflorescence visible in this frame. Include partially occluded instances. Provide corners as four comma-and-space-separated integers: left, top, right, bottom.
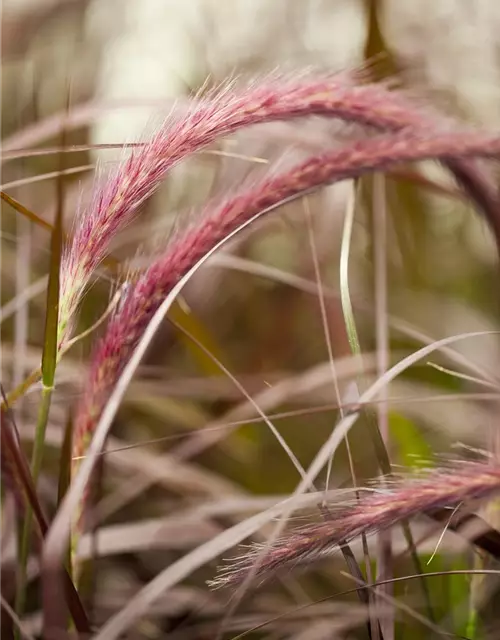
211, 460, 500, 589
59, 72, 489, 346
64, 75, 500, 574
72, 126, 500, 463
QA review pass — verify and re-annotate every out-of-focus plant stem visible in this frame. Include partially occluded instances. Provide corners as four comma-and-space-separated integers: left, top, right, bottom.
14, 386, 54, 637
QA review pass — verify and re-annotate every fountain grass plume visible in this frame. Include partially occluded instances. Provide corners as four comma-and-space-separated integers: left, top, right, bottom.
57, 72, 500, 349
65, 74, 500, 570
210, 460, 500, 589
68, 125, 500, 571
72, 126, 500, 468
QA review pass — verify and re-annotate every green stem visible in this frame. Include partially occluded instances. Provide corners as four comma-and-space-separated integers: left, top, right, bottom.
15, 385, 54, 635
339, 180, 435, 623
1, 367, 42, 410
466, 607, 478, 639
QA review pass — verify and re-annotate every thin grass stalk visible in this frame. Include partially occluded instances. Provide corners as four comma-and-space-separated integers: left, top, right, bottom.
302, 197, 375, 620
0, 399, 90, 634
320, 184, 379, 637
15, 139, 65, 634
0, 432, 26, 516
71, 128, 500, 554
372, 173, 393, 640
340, 180, 434, 620
466, 582, 480, 639
3, 368, 43, 407
14, 389, 53, 627
338, 183, 381, 638
1, 190, 53, 232
57, 412, 74, 585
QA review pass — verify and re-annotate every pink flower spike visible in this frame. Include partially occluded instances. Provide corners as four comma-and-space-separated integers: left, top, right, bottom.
58, 73, 498, 347
73, 125, 500, 467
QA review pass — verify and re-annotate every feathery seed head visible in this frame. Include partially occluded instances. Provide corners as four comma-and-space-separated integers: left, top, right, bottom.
72, 126, 500, 466
211, 460, 500, 589
58, 73, 449, 346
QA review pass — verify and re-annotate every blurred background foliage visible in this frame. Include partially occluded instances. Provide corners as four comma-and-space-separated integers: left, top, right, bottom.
2, 1, 500, 638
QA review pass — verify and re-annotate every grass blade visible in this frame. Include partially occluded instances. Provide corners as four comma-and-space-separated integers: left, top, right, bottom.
169, 298, 230, 377
340, 179, 434, 621
1, 191, 52, 231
